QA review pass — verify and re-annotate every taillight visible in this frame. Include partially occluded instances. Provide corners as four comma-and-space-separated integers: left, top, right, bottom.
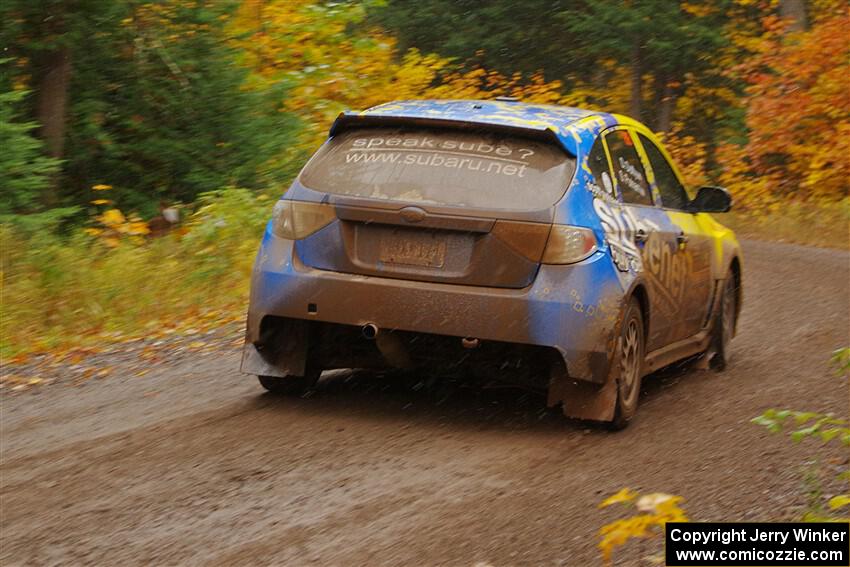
491, 220, 597, 264
271, 200, 336, 240
491, 220, 551, 262
541, 225, 597, 264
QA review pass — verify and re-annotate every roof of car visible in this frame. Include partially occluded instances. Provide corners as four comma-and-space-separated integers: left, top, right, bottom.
363, 99, 602, 129
332, 99, 626, 155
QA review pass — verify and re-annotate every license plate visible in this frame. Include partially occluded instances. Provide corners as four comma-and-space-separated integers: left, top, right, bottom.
379, 232, 447, 268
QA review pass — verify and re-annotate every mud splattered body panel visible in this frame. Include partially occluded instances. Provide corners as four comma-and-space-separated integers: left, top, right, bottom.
242, 99, 742, 421
245, 216, 623, 384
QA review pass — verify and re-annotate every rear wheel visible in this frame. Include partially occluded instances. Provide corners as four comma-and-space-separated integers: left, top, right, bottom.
609, 297, 645, 430
710, 274, 737, 371
258, 370, 320, 396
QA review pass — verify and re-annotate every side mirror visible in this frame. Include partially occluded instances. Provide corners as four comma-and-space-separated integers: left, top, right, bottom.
689, 186, 732, 213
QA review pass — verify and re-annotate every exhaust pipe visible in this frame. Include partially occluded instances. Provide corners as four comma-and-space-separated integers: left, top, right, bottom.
362, 323, 412, 369
461, 337, 480, 349
361, 323, 379, 340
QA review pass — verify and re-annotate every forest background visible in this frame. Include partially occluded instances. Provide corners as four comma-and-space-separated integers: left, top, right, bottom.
1, 0, 847, 357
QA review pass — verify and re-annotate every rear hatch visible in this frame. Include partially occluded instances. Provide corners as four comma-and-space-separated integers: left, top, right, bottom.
295, 125, 576, 288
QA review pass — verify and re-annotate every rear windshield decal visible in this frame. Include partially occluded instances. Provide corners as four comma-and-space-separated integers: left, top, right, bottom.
300, 128, 576, 210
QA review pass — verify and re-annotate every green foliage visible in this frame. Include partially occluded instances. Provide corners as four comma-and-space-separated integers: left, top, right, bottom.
67, 2, 299, 214
752, 409, 850, 445
751, 349, 850, 520
2, 1, 300, 218
752, 349, 850, 446
372, 0, 735, 129
370, 0, 578, 79
0, 88, 61, 216
831, 347, 850, 375
560, 1, 727, 77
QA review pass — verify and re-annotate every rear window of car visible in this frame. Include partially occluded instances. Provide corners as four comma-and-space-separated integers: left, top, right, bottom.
299, 127, 575, 210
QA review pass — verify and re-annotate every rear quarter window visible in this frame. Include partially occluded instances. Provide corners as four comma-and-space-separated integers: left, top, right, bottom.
604, 129, 653, 206
299, 127, 575, 210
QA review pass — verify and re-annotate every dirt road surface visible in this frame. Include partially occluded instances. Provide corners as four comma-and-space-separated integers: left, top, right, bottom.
2, 239, 848, 566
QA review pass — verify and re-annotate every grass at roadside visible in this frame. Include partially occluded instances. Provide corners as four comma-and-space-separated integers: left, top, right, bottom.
2, 192, 847, 361
1, 188, 273, 360
720, 199, 850, 250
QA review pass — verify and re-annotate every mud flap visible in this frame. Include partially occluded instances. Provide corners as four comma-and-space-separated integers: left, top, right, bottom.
548, 371, 618, 422
695, 279, 727, 370
240, 318, 310, 377
547, 314, 622, 422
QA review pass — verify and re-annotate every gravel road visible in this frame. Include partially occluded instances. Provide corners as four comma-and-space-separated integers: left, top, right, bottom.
1, 239, 848, 566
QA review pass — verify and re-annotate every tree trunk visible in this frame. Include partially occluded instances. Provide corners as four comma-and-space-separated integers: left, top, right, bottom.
779, 0, 808, 32
35, 46, 72, 160
629, 41, 643, 120
651, 73, 664, 128
33, 45, 71, 204
656, 79, 675, 133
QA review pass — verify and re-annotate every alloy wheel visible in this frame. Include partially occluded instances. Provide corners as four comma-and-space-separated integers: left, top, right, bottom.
619, 318, 641, 406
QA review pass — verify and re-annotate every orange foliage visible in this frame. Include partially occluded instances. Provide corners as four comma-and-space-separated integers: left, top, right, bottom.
721, 12, 850, 208
427, 66, 566, 104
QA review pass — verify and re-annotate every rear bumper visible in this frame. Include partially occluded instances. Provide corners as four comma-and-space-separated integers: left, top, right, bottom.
243, 226, 627, 384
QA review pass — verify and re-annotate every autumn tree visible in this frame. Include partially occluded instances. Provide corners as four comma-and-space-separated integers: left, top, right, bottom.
719, 8, 850, 205
231, 0, 567, 154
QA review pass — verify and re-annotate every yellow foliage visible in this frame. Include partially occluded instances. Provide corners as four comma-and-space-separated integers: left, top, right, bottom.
90, 208, 151, 247
598, 489, 689, 565
681, 2, 717, 17
599, 487, 638, 507
230, 0, 569, 155
99, 208, 126, 227
560, 61, 632, 114
675, 80, 740, 123
660, 128, 709, 189
714, 142, 780, 212
829, 495, 850, 510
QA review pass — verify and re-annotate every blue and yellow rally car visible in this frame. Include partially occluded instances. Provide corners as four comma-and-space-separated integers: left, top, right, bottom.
242, 99, 742, 428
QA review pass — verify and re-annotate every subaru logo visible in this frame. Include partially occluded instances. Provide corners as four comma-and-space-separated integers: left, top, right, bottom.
399, 206, 427, 223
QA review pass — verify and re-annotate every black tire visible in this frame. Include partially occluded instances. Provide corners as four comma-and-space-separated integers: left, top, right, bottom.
709, 274, 737, 371
608, 297, 645, 430
258, 370, 320, 396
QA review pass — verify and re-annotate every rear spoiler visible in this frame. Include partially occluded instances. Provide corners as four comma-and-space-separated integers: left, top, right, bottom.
328, 112, 573, 156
